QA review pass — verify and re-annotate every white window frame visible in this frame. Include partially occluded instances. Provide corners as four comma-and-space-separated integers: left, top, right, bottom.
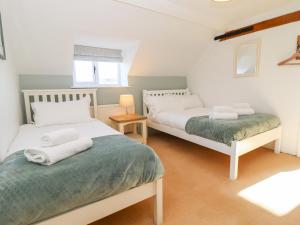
73, 60, 123, 88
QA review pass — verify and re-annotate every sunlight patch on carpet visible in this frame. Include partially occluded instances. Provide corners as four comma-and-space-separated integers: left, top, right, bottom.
238, 169, 300, 216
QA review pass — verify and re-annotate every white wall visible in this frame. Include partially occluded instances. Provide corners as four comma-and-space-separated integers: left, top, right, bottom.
0, 0, 21, 160
188, 21, 300, 155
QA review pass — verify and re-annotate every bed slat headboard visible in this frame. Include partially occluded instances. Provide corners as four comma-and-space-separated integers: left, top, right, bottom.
22, 89, 98, 124
142, 89, 190, 116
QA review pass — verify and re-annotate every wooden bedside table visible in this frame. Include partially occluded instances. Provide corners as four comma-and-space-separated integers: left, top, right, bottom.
109, 114, 148, 144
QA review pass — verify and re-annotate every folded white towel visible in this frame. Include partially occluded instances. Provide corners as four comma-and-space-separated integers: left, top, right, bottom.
232, 103, 251, 108
25, 137, 93, 165
213, 106, 235, 113
234, 107, 255, 115
209, 112, 238, 120
41, 128, 80, 147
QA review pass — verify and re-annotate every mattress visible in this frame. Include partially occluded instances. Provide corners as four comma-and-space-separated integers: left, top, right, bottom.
150, 107, 210, 130
2, 120, 164, 225
7, 119, 120, 157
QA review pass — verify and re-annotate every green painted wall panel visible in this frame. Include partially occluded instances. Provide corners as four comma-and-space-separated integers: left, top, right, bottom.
19, 75, 187, 115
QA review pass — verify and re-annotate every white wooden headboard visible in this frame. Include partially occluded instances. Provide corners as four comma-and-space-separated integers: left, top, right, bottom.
142, 89, 190, 116
22, 89, 98, 124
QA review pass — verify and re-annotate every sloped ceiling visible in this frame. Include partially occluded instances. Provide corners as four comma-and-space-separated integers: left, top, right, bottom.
116, 0, 293, 30
4, 0, 295, 77
6, 0, 214, 76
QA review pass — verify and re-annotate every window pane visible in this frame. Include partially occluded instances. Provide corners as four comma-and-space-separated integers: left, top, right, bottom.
98, 62, 119, 85
74, 60, 94, 83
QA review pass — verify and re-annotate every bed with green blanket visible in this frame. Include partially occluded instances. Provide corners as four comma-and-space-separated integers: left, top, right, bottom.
143, 89, 282, 181
185, 113, 281, 146
0, 135, 164, 225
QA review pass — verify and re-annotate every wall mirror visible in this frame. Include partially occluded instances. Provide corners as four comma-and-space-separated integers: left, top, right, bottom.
234, 40, 260, 77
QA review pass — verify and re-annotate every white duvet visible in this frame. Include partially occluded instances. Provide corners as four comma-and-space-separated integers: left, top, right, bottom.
7, 119, 120, 158
149, 107, 210, 130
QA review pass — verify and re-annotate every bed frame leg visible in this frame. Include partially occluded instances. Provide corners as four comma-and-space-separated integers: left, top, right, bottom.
274, 138, 281, 154
154, 179, 163, 225
230, 143, 239, 180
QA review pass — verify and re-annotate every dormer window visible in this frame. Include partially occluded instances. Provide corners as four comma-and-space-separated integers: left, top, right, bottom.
73, 45, 127, 87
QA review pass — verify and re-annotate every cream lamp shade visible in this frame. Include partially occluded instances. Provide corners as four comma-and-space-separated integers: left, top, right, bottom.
119, 94, 134, 114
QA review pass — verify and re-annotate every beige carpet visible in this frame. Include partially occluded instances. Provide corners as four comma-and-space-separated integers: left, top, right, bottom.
91, 133, 300, 225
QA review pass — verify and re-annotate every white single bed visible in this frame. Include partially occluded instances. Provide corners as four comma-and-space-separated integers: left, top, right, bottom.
6, 89, 163, 225
7, 119, 120, 157
143, 89, 282, 180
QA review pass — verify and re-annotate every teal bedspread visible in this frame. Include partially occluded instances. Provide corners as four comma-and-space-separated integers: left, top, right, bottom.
185, 113, 280, 146
0, 135, 164, 225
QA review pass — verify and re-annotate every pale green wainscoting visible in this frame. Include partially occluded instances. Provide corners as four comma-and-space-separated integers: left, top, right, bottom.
19, 75, 187, 118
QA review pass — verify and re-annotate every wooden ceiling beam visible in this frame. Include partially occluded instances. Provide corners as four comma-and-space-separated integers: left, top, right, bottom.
214, 10, 300, 41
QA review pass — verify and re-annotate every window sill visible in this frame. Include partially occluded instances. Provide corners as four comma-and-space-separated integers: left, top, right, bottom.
72, 85, 131, 89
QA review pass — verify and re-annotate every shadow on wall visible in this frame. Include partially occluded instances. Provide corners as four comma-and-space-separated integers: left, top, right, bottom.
19, 75, 187, 123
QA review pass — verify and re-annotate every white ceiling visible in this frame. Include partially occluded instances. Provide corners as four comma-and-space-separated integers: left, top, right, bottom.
170, 0, 292, 26
116, 0, 294, 30
2, 0, 298, 77
5, 0, 214, 76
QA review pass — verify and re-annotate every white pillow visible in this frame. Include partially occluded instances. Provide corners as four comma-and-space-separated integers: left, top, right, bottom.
181, 94, 204, 109
31, 96, 92, 127
145, 95, 184, 117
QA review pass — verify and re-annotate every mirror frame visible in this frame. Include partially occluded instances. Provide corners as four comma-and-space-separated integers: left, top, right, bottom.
233, 39, 261, 78
0, 13, 6, 60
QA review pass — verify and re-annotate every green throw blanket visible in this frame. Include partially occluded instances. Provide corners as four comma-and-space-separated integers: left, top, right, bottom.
185, 113, 280, 146
0, 135, 164, 225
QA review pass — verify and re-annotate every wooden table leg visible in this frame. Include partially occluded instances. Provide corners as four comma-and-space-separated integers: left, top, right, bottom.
142, 120, 147, 144
118, 123, 125, 134
133, 123, 137, 135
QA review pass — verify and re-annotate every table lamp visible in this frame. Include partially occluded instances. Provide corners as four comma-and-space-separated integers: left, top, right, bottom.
119, 94, 134, 115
